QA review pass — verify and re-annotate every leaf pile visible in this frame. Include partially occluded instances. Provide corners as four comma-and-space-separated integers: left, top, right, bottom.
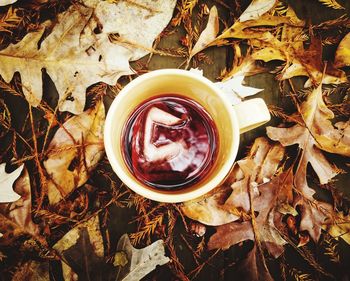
0, 0, 349, 281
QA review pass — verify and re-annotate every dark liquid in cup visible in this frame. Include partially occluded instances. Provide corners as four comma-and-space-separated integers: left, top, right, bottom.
122, 95, 218, 190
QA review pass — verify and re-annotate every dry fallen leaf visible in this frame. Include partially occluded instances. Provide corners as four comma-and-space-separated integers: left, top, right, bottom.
0, 163, 23, 203
208, 170, 293, 258
326, 212, 350, 245
0, 0, 17, 6
239, 0, 277, 22
266, 84, 344, 241
44, 100, 105, 205
234, 245, 274, 281
0, 167, 39, 236
335, 32, 350, 68
0, 0, 176, 114
213, 3, 347, 87
182, 137, 285, 227
189, 6, 219, 59
53, 215, 104, 280
215, 75, 264, 105
115, 234, 170, 281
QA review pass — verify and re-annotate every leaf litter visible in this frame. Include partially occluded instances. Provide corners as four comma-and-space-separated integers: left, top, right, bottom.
0, 0, 349, 280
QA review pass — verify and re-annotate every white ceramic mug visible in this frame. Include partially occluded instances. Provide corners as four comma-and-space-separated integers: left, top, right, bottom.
104, 69, 270, 202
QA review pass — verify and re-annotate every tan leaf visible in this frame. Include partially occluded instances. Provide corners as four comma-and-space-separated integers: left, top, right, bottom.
267, 84, 350, 159
0, 167, 39, 236
0, 0, 176, 114
53, 215, 104, 280
0, 163, 23, 203
115, 234, 170, 281
44, 100, 105, 205
335, 32, 350, 68
239, 0, 277, 22
189, 6, 219, 59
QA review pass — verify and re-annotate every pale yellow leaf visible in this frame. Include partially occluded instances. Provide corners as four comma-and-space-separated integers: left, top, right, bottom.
239, 0, 277, 22
190, 6, 219, 58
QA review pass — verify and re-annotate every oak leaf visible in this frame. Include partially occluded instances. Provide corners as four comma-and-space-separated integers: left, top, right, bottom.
0, 163, 23, 203
43, 99, 105, 205
182, 137, 285, 227
0, 0, 176, 114
335, 32, 350, 68
53, 215, 104, 280
115, 234, 170, 281
208, 170, 293, 258
266, 84, 344, 241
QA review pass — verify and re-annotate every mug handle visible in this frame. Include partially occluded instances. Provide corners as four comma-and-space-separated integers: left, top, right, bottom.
233, 98, 271, 133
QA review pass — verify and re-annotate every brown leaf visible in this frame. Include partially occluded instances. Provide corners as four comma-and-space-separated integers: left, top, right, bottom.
235, 245, 274, 281
44, 100, 105, 205
208, 170, 293, 258
267, 84, 342, 241
182, 137, 285, 226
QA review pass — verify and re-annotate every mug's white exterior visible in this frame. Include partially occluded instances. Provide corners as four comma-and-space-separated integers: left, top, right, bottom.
104, 69, 240, 203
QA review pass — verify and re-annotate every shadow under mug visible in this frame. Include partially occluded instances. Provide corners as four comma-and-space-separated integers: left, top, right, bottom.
104, 69, 270, 203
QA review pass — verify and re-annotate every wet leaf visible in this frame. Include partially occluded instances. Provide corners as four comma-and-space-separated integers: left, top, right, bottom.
335, 32, 350, 67
0, 0, 176, 114
190, 6, 219, 59
0, 163, 23, 203
44, 100, 105, 205
115, 234, 170, 281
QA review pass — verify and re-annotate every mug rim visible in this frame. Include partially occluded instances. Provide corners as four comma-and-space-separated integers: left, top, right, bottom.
104, 69, 240, 202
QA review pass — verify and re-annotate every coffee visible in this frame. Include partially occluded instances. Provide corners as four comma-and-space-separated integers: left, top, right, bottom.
122, 95, 218, 190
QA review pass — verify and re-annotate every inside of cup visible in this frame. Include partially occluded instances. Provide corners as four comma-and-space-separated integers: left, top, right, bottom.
107, 70, 239, 201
